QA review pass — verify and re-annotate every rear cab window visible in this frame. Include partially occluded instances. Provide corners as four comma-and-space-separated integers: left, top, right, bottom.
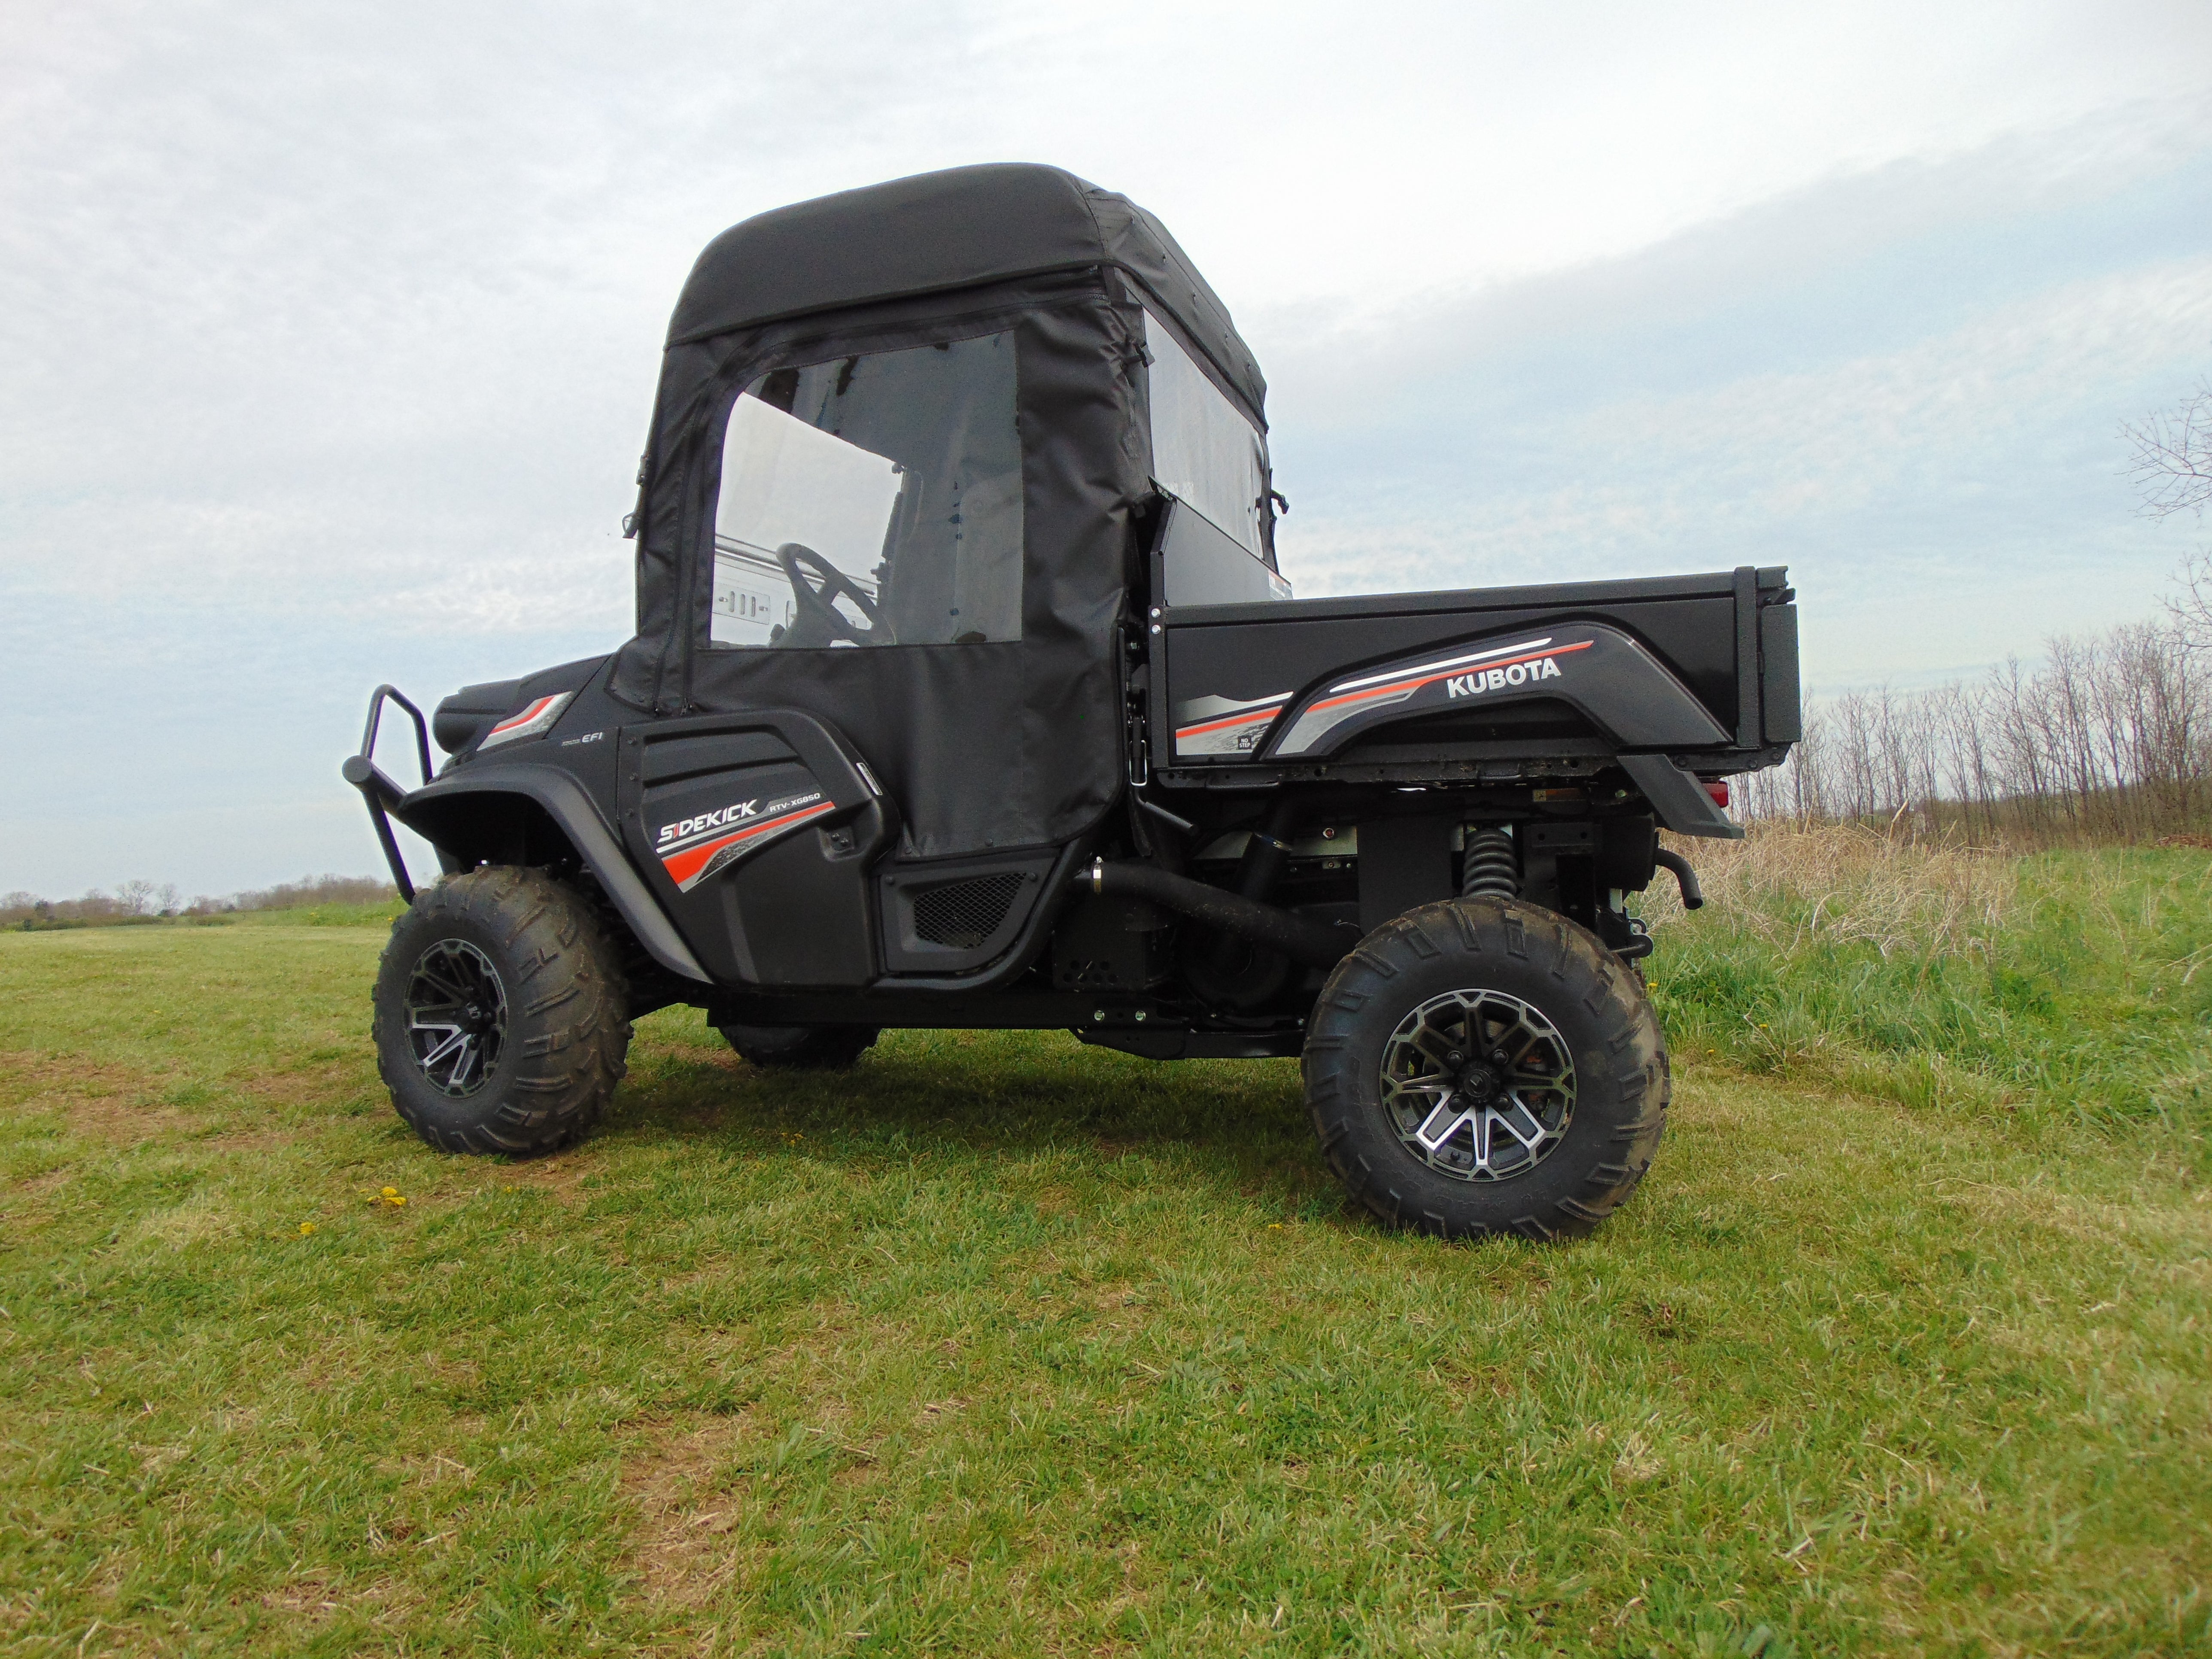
1144, 310, 1288, 606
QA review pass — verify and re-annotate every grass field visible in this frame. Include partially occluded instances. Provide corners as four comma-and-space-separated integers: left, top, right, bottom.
3, 846, 2209, 1656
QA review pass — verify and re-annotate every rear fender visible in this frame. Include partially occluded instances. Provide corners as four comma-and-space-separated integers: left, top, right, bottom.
1255, 621, 1731, 761
395, 764, 711, 983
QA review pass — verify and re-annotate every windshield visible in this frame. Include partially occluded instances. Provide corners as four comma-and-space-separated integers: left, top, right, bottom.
709, 331, 1024, 648
1144, 309, 1270, 562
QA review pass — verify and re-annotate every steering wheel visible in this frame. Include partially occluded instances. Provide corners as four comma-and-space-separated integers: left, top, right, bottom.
774, 542, 885, 647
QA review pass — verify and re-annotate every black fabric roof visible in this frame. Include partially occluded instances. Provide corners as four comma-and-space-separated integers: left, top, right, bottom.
665, 163, 1267, 424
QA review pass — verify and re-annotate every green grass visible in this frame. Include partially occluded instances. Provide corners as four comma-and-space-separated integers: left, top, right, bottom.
1650, 846, 2212, 1142
3, 862, 2209, 1656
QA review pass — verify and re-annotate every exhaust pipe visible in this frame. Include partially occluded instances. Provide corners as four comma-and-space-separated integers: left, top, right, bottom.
1082, 859, 1357, 970
1654, 848, 1705, 910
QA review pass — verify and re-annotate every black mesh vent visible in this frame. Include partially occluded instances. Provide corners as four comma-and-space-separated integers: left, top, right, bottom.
913, 873, 1025, 949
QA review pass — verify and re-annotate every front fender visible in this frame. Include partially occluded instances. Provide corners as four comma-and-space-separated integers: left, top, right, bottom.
395, 763, 710, 983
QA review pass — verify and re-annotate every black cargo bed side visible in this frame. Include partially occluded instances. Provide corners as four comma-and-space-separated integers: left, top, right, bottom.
1150, 565, 1796, 785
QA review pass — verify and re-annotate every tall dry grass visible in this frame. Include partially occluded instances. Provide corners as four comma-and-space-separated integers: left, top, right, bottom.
1645, 820, 2019, 958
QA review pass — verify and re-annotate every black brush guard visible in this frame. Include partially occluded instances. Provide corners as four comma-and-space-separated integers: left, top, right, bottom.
342, 685, 432, 901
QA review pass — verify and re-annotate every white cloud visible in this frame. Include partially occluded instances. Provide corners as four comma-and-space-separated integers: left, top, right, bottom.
1260, 122, 2212, 681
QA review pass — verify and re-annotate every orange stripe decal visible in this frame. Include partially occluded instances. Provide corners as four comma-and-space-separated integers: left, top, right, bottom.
1176, 705, 1286, 739
488, 695, 558, 736
1304, 639, 1593, 715
661, 801, 836, 887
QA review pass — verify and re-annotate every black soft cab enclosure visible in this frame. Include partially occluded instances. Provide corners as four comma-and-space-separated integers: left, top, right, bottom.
346, 163, 1800, 1243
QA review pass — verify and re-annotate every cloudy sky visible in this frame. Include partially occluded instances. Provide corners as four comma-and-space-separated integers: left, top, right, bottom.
4, 0, 2209, 896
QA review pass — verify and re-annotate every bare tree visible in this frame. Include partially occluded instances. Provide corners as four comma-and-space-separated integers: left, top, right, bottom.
2129, 380, 2212, 653
1739, 616, 2209, 844
2167, 547, 2212, 653
2125, 379, 2212, 522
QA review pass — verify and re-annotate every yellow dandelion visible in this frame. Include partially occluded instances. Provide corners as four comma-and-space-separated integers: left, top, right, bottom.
298, 1222, 316, 1237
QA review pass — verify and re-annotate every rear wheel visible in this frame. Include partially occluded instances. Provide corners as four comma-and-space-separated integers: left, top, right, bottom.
1302, 896, 1667, 1240
373, 867, 631, 1155
718, 1023, 879, 1070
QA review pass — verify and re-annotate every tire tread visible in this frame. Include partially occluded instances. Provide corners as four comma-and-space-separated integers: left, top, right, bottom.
373, 867, 631, 1158
1301, 896, 1668, 1242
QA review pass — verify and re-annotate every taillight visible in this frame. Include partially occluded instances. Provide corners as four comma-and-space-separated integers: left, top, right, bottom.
1704, 780, 1730, 808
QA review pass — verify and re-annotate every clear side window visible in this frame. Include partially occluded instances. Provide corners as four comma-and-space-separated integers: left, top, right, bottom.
1143, 310, 1269, 561
709, 332, 1023, 649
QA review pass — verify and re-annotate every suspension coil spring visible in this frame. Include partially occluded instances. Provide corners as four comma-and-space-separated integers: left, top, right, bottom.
1462, 826, 1519, 899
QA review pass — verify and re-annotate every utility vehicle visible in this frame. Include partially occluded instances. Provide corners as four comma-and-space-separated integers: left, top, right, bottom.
345, 164, 1800, 1240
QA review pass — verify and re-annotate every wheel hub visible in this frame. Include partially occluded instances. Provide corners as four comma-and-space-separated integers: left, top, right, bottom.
403, 939, 508, 1097
1378, 988, 1576, 1182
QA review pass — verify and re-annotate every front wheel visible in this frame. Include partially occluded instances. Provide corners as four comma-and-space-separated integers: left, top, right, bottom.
373, 867, 632, 1156
1303, 897, 1667, 1241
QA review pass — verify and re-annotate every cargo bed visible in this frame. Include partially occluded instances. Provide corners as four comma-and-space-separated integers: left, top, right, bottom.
1147, 559, 1800, 803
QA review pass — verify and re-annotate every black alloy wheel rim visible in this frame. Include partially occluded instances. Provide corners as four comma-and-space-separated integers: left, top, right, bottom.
404, 939, 508, 1097
1378, 988, 1576, 1181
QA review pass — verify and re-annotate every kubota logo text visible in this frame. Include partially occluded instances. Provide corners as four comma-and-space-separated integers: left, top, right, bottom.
1447, 656, 1565, 699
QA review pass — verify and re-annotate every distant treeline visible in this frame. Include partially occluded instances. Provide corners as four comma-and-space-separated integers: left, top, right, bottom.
2, 874, 398, 930
1738, 618, 2210, 845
